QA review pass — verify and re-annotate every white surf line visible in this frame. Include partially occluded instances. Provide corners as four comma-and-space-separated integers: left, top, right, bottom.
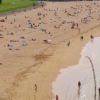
52, 37, 100, 100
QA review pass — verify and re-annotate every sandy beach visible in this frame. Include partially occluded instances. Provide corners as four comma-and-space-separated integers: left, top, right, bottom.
0, 1, 100, 100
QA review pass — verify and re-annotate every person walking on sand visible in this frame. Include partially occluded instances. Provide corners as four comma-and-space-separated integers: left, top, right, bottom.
90, 35, 94, 42
67, 41, 70, 47
90, 35, 94, 39
80, 36, 84, 40
71, 22, 75, 29
34, 83, 37, 93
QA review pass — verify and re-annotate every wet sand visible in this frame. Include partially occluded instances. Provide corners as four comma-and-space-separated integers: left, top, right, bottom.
0, 1, 100, 100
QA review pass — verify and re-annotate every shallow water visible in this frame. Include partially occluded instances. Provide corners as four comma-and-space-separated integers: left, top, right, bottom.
52, 37, 100, 100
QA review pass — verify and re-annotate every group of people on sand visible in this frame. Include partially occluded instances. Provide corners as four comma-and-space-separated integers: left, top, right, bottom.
0, 1, 100, 52
67, 35, 94, 47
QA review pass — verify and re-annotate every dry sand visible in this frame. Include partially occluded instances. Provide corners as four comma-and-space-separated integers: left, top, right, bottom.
0, 1, 100, 100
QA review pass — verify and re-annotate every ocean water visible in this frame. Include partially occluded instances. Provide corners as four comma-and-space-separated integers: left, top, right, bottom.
52, 37, 100, 100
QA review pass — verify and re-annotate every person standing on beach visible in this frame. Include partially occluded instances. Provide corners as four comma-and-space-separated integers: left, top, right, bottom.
78, 81, 81, 96
35, 83, 37, 92
56, 95, 59, 100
